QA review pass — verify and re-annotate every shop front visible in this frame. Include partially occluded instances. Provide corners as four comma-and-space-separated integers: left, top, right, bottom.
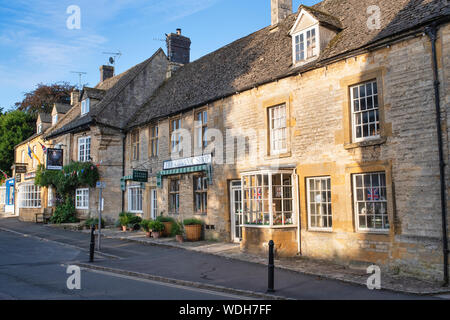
239, 168, 299, 257
4, 178, 15, 215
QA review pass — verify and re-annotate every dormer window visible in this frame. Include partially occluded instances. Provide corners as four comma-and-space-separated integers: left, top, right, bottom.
52, 114, 58, 125
37, 123, 42, 134
293, 26, 318, 63
81, 98, 90, 116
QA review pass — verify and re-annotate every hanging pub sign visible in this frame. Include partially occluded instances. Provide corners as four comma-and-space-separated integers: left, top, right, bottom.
132, 170, 148, 183
46, 148, 64, 170
14, 164, 27, 174
163, 154, 212, 170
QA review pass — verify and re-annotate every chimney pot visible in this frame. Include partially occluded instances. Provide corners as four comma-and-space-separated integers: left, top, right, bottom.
176, 28, 182, 35
166, 30, 191, 65
100, 65, 114, 82
271, 0, 292, 26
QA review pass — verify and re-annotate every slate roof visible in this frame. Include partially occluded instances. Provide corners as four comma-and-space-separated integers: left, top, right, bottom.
299, 5, 342, 30
54, 103, 72, 114
128, 0, 449, 129
45, 49, 165, 139
38, 113, 51, 123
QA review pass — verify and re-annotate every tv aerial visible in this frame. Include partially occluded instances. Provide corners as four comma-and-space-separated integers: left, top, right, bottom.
102, 51, 122, 66
70, 71, 87, 89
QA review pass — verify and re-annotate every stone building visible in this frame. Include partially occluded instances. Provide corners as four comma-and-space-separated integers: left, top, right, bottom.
122, 0, 450, 281
43, 49, 169, 223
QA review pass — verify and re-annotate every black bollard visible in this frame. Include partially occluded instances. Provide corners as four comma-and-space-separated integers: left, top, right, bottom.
89, 224, 95, 262
267, 240, 275, 293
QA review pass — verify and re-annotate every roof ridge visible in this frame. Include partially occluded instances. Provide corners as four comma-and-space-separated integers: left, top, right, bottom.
92, 48, 165, 124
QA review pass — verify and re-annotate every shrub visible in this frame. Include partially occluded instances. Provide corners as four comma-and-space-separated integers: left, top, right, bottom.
118, 212, 132, 226
172, 221, 184, 236
50, 198, 78, 224
149, 220, 165, 232
156, 216, 175, 223
183, 218, 203, 226
84, 217, 106, 228
140, 219, 152, 232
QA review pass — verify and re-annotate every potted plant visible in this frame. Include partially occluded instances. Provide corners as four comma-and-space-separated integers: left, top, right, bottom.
183, 218, 203, 241
84, 217, 106, 230
118, 212, 132, 231
149, 220, 165, 239
127, 214, 143, 231
172, 221, 184, 243
156, 216, 175, 237
140, 219, 152, 237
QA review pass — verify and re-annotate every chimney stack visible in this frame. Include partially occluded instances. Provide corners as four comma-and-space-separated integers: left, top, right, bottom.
271, 0, 292, 26
166, 29, 191, 65
70, 90, 80, 106
100, 65, 114, 82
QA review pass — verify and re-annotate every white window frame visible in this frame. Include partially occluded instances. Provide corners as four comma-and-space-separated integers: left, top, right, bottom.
241, 170, 295, 227
150, 189, 157, 220
78, 136, 91, 162
47, 186, 55, 207
75, 188, 89, 209
81, 98, 90, 116
306, 176, 332, 231
350, 80, 380, 143
292, 25, 319, 65
194, 110, 208, 150
353, 172, 389, 233
170, 118, 182, 154
19, 183, 41, 208
52, 114, 58, 125
128, 186, 143, 213
37, 123, 42, 134
150, 125, 159, 157
268, 104, 288, 155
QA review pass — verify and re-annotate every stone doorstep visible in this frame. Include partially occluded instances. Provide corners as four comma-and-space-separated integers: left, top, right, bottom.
76, 228, 450, 296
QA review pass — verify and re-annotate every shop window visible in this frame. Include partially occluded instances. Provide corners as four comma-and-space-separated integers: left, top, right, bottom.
353, 172, 389, 232
128, 186, 143, 213
170, 118, 182, 154
75, 188, 89, 209
307, 177, 332, 230
169, 179, 180, 214
241, 171, 294, 227
0, 187, 5, 205
19, 184, 41, 208
194, 175, 208, 214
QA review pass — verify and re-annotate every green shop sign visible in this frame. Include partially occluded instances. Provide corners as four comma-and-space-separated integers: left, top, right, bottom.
132, 170, 148, 182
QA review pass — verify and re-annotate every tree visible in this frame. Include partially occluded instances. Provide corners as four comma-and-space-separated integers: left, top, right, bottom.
0, 110, 34, 176
15, 82, 76, 115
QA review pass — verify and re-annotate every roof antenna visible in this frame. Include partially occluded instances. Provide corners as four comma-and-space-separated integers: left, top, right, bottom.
70, 71, 87, 89
102, 51, 122, 66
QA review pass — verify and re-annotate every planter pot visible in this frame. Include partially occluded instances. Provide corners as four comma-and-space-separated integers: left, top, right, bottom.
122, 225, 127, 232
152, 231, 161, 239
176, 234, 184, 243
146, 231, 151, 238
162, 222, 173, 237
184, 224, 202, 241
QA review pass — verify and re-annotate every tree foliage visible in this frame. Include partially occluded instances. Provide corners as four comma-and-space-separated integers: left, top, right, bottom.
15, 82, 76, 115
0, 110, 34, 176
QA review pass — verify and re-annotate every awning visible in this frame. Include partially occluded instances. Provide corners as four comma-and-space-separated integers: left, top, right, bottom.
157, 164, 212, 188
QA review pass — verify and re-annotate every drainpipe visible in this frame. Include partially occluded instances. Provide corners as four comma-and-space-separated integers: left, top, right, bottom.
425, 23, 449, 286
121, 132, 126, 213
294, 168, 301, 255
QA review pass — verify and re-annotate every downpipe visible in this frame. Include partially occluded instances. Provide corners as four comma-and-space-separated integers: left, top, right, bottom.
425, 23, 449, 286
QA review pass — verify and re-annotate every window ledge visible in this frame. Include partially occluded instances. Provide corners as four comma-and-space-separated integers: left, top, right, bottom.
356, 229, 390, 235
344, 137, 386, 150
243, 224, 297, 229
265, 151, 292, 160
307, 228, 333, 233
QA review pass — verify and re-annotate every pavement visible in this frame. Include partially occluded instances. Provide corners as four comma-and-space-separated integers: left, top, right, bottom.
0, 217, 448, 300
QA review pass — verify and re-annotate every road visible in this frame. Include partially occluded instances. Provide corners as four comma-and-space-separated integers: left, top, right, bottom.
0, 230, 243, 300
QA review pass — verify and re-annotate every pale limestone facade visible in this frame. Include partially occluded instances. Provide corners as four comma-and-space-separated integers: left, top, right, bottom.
124, 22, 450, 281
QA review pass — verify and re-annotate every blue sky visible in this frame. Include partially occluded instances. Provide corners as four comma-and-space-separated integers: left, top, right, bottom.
0, 0, 319, 111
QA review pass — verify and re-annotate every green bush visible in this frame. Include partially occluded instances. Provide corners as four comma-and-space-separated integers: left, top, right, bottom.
84, 217, 106, 228
183, 218, 203, 226
118, 212, 132, 226
156, 216, 175, 223
118, 212, 142, 230
50, 198, 78, 224
140, 219, 152, 232
149, 220, 165, 232
172, 221, 184, 236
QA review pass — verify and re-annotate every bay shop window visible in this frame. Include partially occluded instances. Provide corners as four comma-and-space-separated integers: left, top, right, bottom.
241, 170, 295, 227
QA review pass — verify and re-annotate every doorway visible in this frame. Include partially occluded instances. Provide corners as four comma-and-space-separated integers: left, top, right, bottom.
230, 180, 243, 242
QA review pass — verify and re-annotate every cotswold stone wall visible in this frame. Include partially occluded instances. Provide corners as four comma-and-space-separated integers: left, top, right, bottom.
127, 22, 450, 280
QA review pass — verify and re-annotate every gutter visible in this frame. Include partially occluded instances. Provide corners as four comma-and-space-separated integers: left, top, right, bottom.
121, 130, 126, 213
425, 22, 449, 286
